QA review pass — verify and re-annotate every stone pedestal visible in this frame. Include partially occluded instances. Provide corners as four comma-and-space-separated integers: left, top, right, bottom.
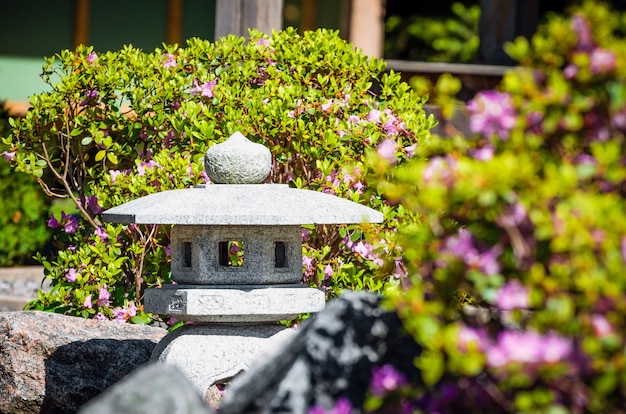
151, 324, 295, 393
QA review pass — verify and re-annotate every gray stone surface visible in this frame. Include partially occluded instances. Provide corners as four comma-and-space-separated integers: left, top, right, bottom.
102, 184, 383, 225
78, 363, 214, 414
0, 266, 49, 311
151, 324, 295, 395
145, 284, 325, 322
218, 291, 423, 414
169, 225, 302, 285
204, 132, 272, 184
0, 311, 166, 414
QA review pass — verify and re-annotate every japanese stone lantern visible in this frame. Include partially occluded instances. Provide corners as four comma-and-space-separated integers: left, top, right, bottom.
102, 132, 383, 396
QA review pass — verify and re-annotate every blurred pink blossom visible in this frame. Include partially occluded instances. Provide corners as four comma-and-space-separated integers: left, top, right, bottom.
377, 139, 397, 163
467, 90, 516, 139
590, 48, 616, 75
496, 280, 530, 310
591, 314, 614, 338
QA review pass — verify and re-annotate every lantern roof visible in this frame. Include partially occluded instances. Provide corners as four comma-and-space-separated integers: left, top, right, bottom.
102, 184, 383, 225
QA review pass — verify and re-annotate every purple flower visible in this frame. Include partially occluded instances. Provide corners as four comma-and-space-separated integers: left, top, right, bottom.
590, 48, 616, 75
137, 160, 159, 176
80, 89, 99, 106
86, 195, 103, 214
256, 38, 271, 47
323, 264, 333, 280
94, 226, 109, 241
347, 114, 361, 124
572, 14, 595, 51
563, 64, 578, 80
370, 364, 408, 396
302, 255, 314, 276
443, 229, 501, 275
109, 169, 123, 183
86, 52, 98, 64
404, 143, 416, 158
162, 53, 177, 68
467, 90, 516, 140
65, 268, 78, 283
321, 100, 333, 112
84, 295, 93, 309
366, 109, 382, 123
191, 79, 217, 98
93, 312, 106, 320
47, 213, 60, 229
2, 151, 16, 162
496, 280, 530, 310
469, 145, 495, 161
61, 212, 79, 234
97, 285, 111, 307
377, 139, 397, 164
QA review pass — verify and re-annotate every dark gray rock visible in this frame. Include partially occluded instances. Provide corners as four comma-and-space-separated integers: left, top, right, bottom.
78, 363, 214, 414
0, 311, 167, 414
218, 291, 423, 414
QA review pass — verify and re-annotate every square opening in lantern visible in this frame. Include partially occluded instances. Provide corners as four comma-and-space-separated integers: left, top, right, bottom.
218, 240, 245, 267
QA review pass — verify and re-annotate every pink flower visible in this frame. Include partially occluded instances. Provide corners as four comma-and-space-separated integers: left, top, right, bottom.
366, 109, 382, 123
370, 364, 407, 396
496, 280, 530, 310
468, 90, 516, 140
97, 285, 111, 307
65, 268, 78, 283
347, 115, 361, 124
162, 53, 177, 68
137, 160, 159, 176
323, 264, 333, 279
621, 236, 626, 264
458, 325, 488, 352
301, 228, 311, 242
2, 151, 16, 162
256, 38, 271, 47
591, 314, 614, 338
109, 169, 122, 183
321, 100, 333, 112
191, 79, 217, 98
486, 331, 572, 367
590, 48, 616, 75
93, 312, 106, 320
302, 255, 314, 276
404, 144, 417, 158
86, 52, 98, 64
469, 145, 495, 161
377, 139, 397, 164
422, 156, 456, 187
563, 64, 578, 80
572, 14, 594, 51
84, 295, 93, 309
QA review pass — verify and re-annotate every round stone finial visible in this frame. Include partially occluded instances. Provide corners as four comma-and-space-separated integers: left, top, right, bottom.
204, 132, 272, 184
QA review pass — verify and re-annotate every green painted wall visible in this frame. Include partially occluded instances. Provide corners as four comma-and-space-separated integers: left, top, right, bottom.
0, 0, 216, 102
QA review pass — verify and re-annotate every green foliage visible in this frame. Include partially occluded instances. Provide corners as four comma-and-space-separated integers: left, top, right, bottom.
0, 103, 51, 266
385, 2, 480, 62
2, 29, 433, 322
367, 1, 626, 412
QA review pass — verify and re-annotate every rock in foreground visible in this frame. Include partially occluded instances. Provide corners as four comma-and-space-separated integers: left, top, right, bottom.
0, 311, 167, 414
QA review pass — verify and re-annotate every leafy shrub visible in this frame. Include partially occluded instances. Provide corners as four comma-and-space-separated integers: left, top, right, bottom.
0, 103, 51, 266
365, 2, 626, 412
385, 2, 480, 62
2, 29, 433, 322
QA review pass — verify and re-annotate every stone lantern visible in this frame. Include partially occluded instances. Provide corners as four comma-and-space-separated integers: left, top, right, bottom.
102, 132, 383, 396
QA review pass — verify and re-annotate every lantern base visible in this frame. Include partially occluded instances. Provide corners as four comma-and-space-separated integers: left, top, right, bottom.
150, 323, 295, 396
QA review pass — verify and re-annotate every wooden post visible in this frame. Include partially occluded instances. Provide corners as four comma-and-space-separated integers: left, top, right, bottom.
215, 0, 284, 39
73, 0, 91, 48
348, 0, 385, 58
166, 0, 184, 45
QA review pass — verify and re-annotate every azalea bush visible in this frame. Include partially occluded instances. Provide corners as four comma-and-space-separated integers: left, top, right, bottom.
2, 29, 433, 322
357, 2, 626, 412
